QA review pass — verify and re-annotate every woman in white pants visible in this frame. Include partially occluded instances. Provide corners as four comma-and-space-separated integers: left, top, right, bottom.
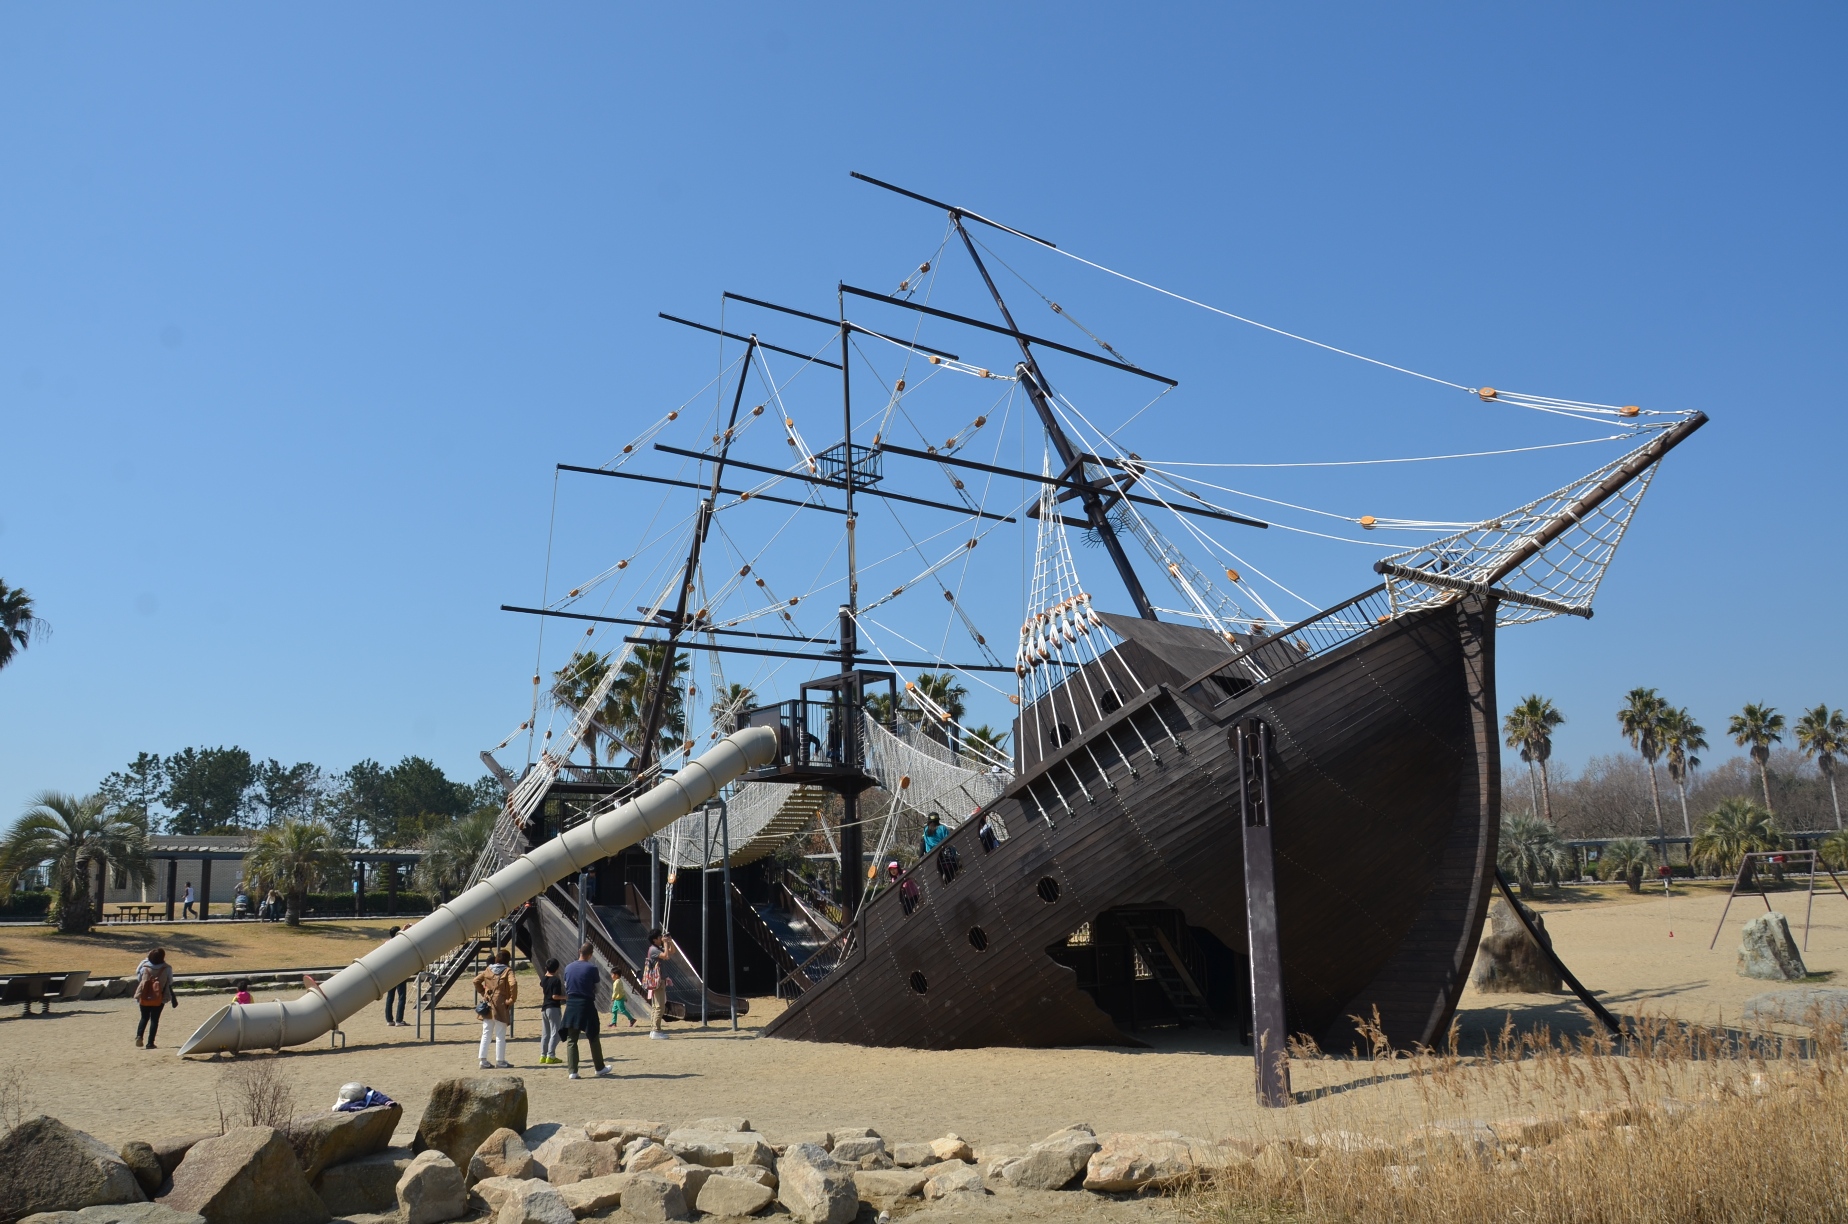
472, 952, 518, 1069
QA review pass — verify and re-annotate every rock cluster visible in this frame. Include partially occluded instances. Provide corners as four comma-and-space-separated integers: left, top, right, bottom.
7, 1073, 1289, 1223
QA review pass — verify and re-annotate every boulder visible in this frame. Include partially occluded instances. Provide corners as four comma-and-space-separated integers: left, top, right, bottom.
826, 1134, 885, 1165
615, 1174, 688, 1222
687, 1117, 750, 1133
1743, 986, 1848, 1026
1739, 912, 1807, 981
0, 1116, 145, 1222
851, 1169, 925, 1210
653, 1159, 712, 1202
289, 1104, 403, 1181
891, 1141, 934, 1168
584, 1120, 668, 1146
779, 1132, 833, 1152
525, 1127, 593, 1181
147, 1138, 212, 1180
518, 1122, 578, 1151
928, 1135, 973, 1164
118, 1144, 165, 1198
313, 1147, 414, 1217
555, 1173, 631, 1218
158, 1127, 328, 1224
664, 1129, 775, 1169
396, 1150, 468, 1224
492, 1182, 573, 1224
995, 1125, 1099, 1191
693, 1175, 774, 1217
774, 1144, 856, 1224
19, 1207, 203, 1224
922, 1165, 984, 1199
413, 1077, 529, 1172
623, 1140, 678, 1174
718, 1164, 776, 1189
468, 1128, 538, 1185
1082, 1132, 1239, 1192
1469, 898, 1562, 993
535, 1140, 617, 1186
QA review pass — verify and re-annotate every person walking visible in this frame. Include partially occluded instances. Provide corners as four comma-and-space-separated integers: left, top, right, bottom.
380, 927, 409, 1026
610, 969, 637, 1029
133, 948, 177, 1049
560, 943, 612, 1080
180, 883, 196, 920
538, 958, 566, 1064
644, 929, 675, 1040
472, 949, 517, 1069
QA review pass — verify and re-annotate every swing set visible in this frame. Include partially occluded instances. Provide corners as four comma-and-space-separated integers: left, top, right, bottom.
1708, 850, 1848, 952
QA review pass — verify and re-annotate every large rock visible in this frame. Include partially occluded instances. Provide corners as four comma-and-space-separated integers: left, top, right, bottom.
664, 1129, 776, 1169
995, 1125, 1099, 1191
1743, 986, 1848, 1028
653, 1160, 712, 1203
491, 1182, 573, 1224
775, 1144, 856, 1224
413, 1077, 529, 1172
584, 1120, 668, 1146
1470, 898, 1562, 993
922, 1164, 984, 1199
687, 1117, 750, 1133
929, 1135, 973, 1163
147, 1138, 212, 1180
891, 1142, 934, 1168
0, 1116, 145, 1222
1739, 912, 1808, 981
851, 1169, 926, 1210
118, 1144, 165, 1198
20, 1207, 203, 1224
555, 1173, 631, 1217
540, 1141, 619, 1187
396, 1150, 467, 1224
524, 1126, 590, 1180
693, 1175, 774, 1217
718, 1164, 776, 1189
615, 1174, 688, 1222
158, 1127, 329, 1224
623, 1141, 679, 1175
288, 1104, 403, 1181
468, 1128, 538, 1185
313, 1147, 414, 1217
1082, 1132, 1240, 1192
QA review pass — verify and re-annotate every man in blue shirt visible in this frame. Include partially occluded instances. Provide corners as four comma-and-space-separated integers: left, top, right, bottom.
561, 943, 612, 1080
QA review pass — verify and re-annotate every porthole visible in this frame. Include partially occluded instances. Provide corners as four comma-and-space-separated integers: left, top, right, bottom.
1037, 876, 1061, 904
909, 970, 929, 994
1099, 690, 1122, 713
968, 925, 989, 952
1048, 722, 1072, 748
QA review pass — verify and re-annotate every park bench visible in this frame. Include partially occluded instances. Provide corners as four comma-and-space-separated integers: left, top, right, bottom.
0, 970, 91, 1017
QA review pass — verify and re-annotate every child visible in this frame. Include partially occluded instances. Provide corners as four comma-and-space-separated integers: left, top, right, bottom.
232, 978, 253, 1005
538, 958, 565, 1064
610, 970, 637, 1028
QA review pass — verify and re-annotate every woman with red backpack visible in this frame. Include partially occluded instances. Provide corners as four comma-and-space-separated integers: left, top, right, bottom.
133, 948, 177, 1049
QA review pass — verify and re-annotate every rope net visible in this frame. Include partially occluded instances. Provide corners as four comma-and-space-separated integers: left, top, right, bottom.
1377, 429, 1672, 625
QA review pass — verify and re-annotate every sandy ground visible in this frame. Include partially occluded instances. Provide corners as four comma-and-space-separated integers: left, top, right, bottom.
1, 882, 1839, 1174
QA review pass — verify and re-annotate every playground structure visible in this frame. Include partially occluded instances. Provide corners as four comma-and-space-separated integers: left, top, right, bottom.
175, 726, 778, 1056
1708, 849, 1848, 952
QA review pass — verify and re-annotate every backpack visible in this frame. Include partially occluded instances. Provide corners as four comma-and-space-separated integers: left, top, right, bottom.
136, 969, 164, 1006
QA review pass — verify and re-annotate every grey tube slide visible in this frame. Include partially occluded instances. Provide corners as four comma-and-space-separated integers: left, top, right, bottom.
178, 726, 778, 1056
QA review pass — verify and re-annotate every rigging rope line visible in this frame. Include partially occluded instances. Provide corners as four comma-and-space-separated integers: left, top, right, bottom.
1146, 431, 1640, 468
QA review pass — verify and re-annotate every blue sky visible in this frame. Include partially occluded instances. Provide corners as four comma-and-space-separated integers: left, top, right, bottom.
2, 4, 1843, 822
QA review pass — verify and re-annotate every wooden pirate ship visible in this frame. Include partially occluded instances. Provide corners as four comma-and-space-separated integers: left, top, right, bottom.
469, 175, 1703, 1078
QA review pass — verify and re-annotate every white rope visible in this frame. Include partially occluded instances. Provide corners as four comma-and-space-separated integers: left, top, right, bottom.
1146, 432, 1639, 469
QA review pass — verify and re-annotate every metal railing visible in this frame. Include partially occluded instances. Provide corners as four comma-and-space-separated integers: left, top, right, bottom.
744, 699, 867, 772
1191, 584, 1395, 696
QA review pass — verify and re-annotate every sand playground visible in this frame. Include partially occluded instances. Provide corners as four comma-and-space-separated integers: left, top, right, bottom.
1, 881, 1841, 1165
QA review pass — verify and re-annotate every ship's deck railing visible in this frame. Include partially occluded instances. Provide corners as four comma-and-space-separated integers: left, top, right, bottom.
1194, 583, 1395, 693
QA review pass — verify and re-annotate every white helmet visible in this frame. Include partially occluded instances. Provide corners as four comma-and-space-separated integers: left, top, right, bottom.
334, 1082, 370, 1108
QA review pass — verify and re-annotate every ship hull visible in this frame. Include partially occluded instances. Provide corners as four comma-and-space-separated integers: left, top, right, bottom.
764, 595, 1500, 1052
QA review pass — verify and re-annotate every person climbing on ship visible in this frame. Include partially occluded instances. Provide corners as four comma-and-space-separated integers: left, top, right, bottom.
921, 815, 949, 855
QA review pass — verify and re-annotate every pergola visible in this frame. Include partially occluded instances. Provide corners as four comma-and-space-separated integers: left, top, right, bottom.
147, 840, 424, 920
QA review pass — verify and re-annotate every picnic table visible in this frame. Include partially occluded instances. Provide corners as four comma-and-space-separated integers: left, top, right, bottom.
111, 903, 158, 924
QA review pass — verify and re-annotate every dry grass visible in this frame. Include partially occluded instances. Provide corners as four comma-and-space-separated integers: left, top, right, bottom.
214, 1057, 298, 1135
1189, 1011, 1848, 1223
0, 916, 407, 976
0, 1061, 33, 1130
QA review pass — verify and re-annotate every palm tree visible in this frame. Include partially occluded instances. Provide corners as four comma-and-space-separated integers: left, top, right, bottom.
551, 650, 626, 766
963, 724, 1011, 767
1503, 695, 1565, 822
0, 581, 51, 672
1658, 706, 1708, 840
1617, 688, 1671, 862
413, 807, 497, 904
1691, 797, 1781, 878
1728, 703, 1785, 814
910, 673, 968, 749
1, 792, 148, 933
708, 684, 758, 734
1822, 828, 1848, 873
1795, 704, 1846, 830
1598, 837, 1653, 894
612, 643, 688, 764
1498, 812, 1565, 899
245, 818, 345, 926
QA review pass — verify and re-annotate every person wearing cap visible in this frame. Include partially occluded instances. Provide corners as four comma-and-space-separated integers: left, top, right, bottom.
333, 1083, 396, 1112
921, 815, 949, 854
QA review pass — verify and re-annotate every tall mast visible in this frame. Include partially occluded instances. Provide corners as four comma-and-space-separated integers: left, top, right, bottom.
951, 217, 1158, 620
837, 293, 864, 918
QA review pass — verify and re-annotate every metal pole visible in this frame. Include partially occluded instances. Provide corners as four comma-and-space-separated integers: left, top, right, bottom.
577, 868, 589, 950
718, 800, 737, 1031
701, 804, 709, 1028
649, 837, 660, 929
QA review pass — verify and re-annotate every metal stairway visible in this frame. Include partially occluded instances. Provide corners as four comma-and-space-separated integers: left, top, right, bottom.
1123, 920, 1216, 1028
